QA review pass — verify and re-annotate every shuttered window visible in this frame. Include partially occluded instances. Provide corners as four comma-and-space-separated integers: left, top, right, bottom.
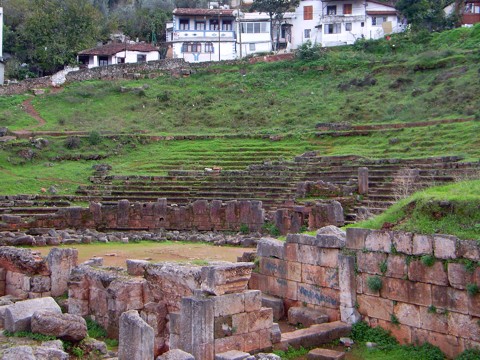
304, 6, 313, 20
344, 4, 352, 15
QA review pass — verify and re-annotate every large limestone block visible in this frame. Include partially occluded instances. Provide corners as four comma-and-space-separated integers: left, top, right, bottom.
118, 310, 155, 360
4, 297, 61, 332
156, 349, 195, 360
201, 262, 254, 296
288, 307, 328, 328
31, 310, 87, 342
215, 350, 255, 360
47, 248, 78, 297
257, 238, 284, 259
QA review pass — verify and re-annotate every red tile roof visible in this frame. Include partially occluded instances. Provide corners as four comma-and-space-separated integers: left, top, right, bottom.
173, 8, 235, 16
78, 43, 159, 56
367, 10, 398, 16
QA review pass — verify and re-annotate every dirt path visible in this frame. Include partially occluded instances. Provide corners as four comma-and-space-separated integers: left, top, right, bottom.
22, 97, 46, 128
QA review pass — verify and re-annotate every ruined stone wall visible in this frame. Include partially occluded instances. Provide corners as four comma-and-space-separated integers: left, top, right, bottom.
250, 232, 344, 321
3, 199, 264, 233
346, 228, 480, 358
0, 247, 77, 300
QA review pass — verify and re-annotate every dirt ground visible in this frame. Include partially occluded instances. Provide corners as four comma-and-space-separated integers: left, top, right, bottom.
35, 241, 253, 267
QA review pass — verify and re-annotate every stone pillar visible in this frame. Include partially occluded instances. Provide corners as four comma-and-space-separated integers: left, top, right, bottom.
358, 167, 369, 195
117, 199, 130, 228
118, 310, 154, 360
179, 293, 214, 360
338, 254, 360, 324
47, 248, 78, 297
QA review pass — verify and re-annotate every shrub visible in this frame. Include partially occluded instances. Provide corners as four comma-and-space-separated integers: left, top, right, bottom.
466, 283, 479, 297
262, 222, 281, 237
296, 41, 324, 61
239, 223, 249, 234
421, 255, 436, 267
367, 275, 383, 292
86, 317, 107, 339
379, 260, 388, 274
87, 131, 102, 146
64, 136, 81, 149
457, 348, 480, 360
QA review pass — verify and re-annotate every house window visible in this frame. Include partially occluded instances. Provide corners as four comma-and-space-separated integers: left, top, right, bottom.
327, 5, 336, 15
195, 21, 206, 30
99, 56, 108, 66
241, 22, 268, 33
345, 22, 352, 31
137, 54, 147, 63
372, 16, 387, 26
324, 23, 341, 34
343, 4, 352, 15
205, 42, 214, 53
210, 19, 219, 30
181, 42, 202, 53
222, 20, 232, 31
78, 55, 89, 66
304, 29, 311, 39
304, 5, 313, 20
117, 57, 125, 64
249, 43, 256, 51
179, 19, 189, 30
361, 21, 365, 27
281, 25, 287, 39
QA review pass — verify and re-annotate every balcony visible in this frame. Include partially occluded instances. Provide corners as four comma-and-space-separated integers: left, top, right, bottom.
463, 13, 480, 24
172, 30, 235, 41
321, 14, 365, 23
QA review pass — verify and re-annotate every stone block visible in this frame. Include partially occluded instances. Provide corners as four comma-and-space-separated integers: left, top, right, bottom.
243, 331, 260, 353
412, 234, 433, 255
365, 231, 392, 253
302, 264, 339, 289
448, 312, 480, 342
248, 307, 273, 332
0, 268, 6, 281
457, 239, 480, 260
215, 350, 254, 360
433, 235, 457, 259
286, 234, 317, 246
448, 262, 471, 290
126, 259, 149, 276
381, 277, 432, 307
262, 294, 285, 321
266, 277, 297, 301
418, 305, 448, 334
157, 349, 195, 360
214, 293, 245, 317
468, 291, 480, 317
385, 255, 407, 279
339, 306, 361, 325
232, 312, 248, 335
257, 238, 284, 259
412, 328, 463, 359
377, 319, 412, 344
201, 262, 253, 296
338, 255, 356, 308
357, 295, 392, 321
31, 310, 87, 342
169, 312, 181, 335
345, 228, 369, 250
408, 260, 448, 286
279, 321, 351, 349
271, 323, 281, 344
356, 252, 387, 275
288, 307, 328, 327
215, 315, 234, 339
244, 290, 262, 312
214, 335, 244, 354
307, 348, 345, 360
315, 226, 346, 248
258, 328, 273, 350
260, 258, 301, 282
297, 284, 339, 309
432, 285, 468, 314
47, 248, 78, 297
392, 232, 413, 255
284, 243, 298, 263
29, 276, 51, 293
4, 297, 61, 332
118, 310, 154, 360
394, 302, 420, 327
358, 167, 369, 195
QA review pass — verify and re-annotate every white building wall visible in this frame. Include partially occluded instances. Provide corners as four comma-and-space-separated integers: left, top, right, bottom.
115, 50, 159, 64
172, 41, 237, 62
289, 0, 322, 48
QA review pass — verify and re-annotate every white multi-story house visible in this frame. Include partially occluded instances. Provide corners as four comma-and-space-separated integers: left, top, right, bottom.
166, 8, 271, 62
285, 0, 404, 48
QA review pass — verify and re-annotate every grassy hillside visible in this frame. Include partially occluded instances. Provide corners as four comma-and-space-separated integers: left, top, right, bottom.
0, 25, 480, 196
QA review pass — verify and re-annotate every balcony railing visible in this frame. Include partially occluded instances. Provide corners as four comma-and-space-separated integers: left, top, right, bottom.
321, 14, 366, 23
172, 30, 235, 41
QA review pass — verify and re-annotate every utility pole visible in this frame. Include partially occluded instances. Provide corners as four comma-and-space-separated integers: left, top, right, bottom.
218, 11, 221, 61
0, 7, 4, 85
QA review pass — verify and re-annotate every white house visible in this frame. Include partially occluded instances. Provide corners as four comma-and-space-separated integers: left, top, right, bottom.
77, 42, 160, 69
167, 8, 271, 62
445, 1, 480, 26
286, 0, 404, 49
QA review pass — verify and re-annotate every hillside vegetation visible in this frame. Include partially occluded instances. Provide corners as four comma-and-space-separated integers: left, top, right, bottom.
0, 25, 480, 197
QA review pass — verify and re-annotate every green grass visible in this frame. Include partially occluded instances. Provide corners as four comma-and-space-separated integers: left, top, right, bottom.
0, 95, 39, 130
4, 330, 57, 342
353, 180, 480, 241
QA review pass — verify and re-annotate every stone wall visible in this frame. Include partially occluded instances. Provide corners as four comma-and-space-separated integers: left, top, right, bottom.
346, 228, 480, 358
0, 247, 77, 300
0, 77, 53, 96
250, 229, 345, 321
1, 199, 265, 233
250, 227, 480, 358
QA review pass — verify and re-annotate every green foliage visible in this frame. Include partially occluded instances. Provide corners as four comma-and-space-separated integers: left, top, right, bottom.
239, 223, 250, 235
456, 349, 480, 360
427, 305, 437, 314
104, 338, 119, 349
464, 260, 477, 274
87, 131, 103, 146
466, 283, 479, 297
273, 346, 309, 359
4, 330, 56, 341
351, 321, 398, 349
71, 346, 84, 358
64, 136, 81, 149
367, 276, 383, 292
86, 317, 107, 339
421, 255, 436, 267
263, 222, 281, 237
396, 0, 449, 32
379, 260, 388, 274
390, 314, 400, 325
296, 41, 323, 61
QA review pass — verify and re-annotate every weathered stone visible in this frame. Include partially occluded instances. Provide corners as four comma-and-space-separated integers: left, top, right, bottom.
365, 231, 392, 253
257, 238, 284, 259
4, 297, 61, 332
244, 290, 262, 312
126, 259, 149, 276
262, 294, 284, 321
392, 232, 413, 255
433, 235, 457, 259
345, 228, 369, 250
30, 276, 51, 293
47, 248, 78, 297
31, 310, 87, 342
156, 349, 195, 360
79, 337, 108, 355
0, 247, 49, 275
288, 307, 328, 327
315, 226, 346, 248
271, 323, 281, 344
215, 350, 255, 360
279, 321, 351, 349
255, 354, 281, 360
201, 262, 254, 296
1, 346, 36, 360
358, 167, 369, 195
307, 348, 345, 360
338, 255, 356, 309
248, 307, 273, 332
412, 234, 433, 255
33, 345, 70, 359
118, 310, 155, 360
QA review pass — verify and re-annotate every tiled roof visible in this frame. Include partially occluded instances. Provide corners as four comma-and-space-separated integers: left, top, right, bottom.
366, 10, 398, 15
173, 8, 235, 16
78, 43, 159, 56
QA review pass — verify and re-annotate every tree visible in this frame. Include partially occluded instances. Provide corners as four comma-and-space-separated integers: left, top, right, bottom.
396, 0, 449, 31
250, 0, 300, 51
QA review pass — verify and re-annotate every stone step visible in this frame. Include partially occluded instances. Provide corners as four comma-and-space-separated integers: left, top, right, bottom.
278, 321, 351, 350
307, 348, 346, 360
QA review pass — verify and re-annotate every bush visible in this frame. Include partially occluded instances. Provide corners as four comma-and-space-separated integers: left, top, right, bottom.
239, 224, 249, 234
367, 275, 383, 292
421, 255, 436, 267
87, 131, 102, 146
457, 348, 480, 360
86, 317, 107, 339
64, 136, 81, 149
296, 41, 324, 61
466, 283, 479, 297
262, 222, 281, 237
